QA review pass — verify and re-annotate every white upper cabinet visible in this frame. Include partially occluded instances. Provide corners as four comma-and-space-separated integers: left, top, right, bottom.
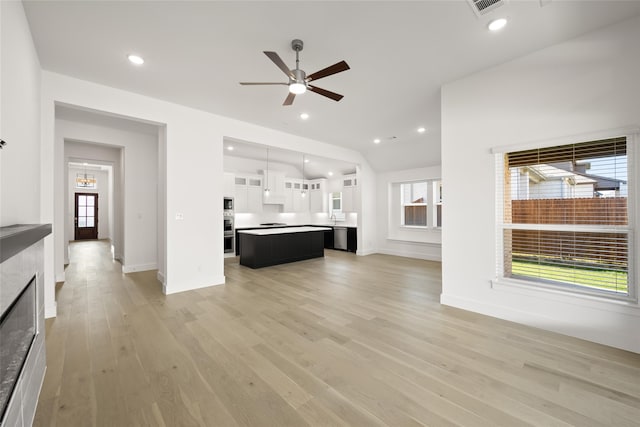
234, 175, 263, 213
309, 178, 327, 213
262, 170, 286, 205
224, 172, 235, 198
342, 174, 359, 212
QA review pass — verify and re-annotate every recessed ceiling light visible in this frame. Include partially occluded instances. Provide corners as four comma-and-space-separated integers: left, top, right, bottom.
417, 127, 426, 133
127, 54, 145, 65
488, 18, 507, 32
304, 158, 310, 163
83, 162, 88, 166
373, 138, 381, 144
328, 171, 333, 176
300, 113, 309, 120
227, 146, 234, 151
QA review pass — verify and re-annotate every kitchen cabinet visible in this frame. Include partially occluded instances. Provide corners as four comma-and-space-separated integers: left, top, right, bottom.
262, 170, 286, 205
293, 181, 310, 213
309, 179, 327, 213
234, 175, 263, 213
238, 227, 330, 268
341, 174, 359, 213
234, 176, 248, 212
323, 226, 357, 253
224, 172, 235, 198
283, 181, 294, 212
347, 227, 358, 252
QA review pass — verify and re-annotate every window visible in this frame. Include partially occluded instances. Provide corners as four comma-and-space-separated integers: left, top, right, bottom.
329, 192, 346, 221
434, 180, 442, 227
400, 180, 442, 228
497, 136, 632, 299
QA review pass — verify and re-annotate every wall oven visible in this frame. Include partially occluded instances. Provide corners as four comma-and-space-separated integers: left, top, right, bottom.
223, 197, 234, 254
223, 197, 233, 211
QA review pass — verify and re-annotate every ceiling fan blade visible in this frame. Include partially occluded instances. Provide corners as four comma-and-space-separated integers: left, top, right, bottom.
307, 60, 350, 82
239, 82, 287, 85
283, 92, 296, 106
264, 51, 294, 79
309, 85, 344, 102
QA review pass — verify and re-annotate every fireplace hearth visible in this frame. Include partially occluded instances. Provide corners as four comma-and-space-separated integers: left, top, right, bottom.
0, 276, 36, 421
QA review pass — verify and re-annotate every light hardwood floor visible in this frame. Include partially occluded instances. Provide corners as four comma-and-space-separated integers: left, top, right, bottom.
34, 240, 640, 426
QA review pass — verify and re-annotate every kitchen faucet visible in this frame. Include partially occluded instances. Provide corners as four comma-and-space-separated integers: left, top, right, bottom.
330, 213, 336, 225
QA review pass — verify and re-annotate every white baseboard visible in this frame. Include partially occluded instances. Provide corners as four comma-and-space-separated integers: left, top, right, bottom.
356, 248, 377, 256
163, 275, 225, 295
440, 293, 640, 354
45, 302, 57, 319
376, 248, 442, 261
122, 262, 157, 273
157, 271, 165, 284
55, 272, 65, 283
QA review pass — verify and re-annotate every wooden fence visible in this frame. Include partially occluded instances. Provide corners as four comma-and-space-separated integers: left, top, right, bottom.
511, 198, 627, 225
505, 198, 628, 269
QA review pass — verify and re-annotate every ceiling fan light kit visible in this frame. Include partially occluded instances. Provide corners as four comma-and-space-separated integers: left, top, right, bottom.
240, 38, 350, 106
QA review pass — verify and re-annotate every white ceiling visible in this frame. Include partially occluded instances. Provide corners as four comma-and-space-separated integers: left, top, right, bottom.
224, 137, 356, 180
23, 1, 640, 172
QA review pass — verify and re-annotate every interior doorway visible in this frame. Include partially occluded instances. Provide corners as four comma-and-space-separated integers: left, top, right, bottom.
74, 193, 99, 240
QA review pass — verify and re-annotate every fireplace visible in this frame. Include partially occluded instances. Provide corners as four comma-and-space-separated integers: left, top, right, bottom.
0, 275, 36, 422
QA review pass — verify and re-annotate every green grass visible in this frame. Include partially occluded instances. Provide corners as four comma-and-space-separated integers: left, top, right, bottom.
511, 260, 628, 294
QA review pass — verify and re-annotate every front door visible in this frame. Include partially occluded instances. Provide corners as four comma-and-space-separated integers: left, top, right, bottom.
74, 193, 98, 240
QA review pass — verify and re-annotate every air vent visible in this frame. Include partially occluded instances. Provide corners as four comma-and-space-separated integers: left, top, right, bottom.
467, 0, 506, 17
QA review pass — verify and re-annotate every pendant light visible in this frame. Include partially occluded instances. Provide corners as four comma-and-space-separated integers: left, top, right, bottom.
301, 154, 307, 198
264, 148, 271, 197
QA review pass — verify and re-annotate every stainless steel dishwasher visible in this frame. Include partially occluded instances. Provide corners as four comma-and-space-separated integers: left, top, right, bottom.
333, 227, 348, 250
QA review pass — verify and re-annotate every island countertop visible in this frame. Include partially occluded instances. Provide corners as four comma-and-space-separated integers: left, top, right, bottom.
238, 226, 331, 236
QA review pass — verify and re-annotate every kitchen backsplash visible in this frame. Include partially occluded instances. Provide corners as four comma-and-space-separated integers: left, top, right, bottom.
234, 212, 357, 228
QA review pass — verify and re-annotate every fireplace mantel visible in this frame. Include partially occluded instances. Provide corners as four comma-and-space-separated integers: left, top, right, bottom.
0, 224, 51, 263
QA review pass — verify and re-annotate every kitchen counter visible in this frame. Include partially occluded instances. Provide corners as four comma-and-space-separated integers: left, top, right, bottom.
238, 226, 331, 236
238, 226, 329, 269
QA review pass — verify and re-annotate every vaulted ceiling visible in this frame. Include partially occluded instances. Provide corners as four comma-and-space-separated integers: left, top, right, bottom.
23, 1, 640, 171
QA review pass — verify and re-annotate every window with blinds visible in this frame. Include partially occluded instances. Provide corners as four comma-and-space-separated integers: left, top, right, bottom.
497, 136, 632, 298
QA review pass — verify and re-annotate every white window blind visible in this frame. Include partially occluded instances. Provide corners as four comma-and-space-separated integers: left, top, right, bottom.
401, 181, 428, 226
496, 136, 633, 298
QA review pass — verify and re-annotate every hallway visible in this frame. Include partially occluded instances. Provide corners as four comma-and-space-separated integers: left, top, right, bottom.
34, 241, 640, 426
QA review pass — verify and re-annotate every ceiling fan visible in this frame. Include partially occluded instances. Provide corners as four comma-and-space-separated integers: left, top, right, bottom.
240, 39, 350, 106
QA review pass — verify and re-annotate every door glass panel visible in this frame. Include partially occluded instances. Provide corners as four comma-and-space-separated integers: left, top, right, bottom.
79, 195, 86, 206
79, 207, 87, 217
78, 217, 87, 227
87, 217, 94, 227
86, 195, 95, 206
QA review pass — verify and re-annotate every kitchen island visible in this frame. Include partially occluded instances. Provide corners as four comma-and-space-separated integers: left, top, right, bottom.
238, 226, 331, 268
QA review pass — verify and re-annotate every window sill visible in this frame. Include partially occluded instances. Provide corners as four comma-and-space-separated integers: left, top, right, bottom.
491, 277, 640, 316
399, 225, 441, 231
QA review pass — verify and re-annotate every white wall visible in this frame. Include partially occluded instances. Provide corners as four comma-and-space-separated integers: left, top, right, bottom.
0, 1, 41, 225
58, 120, 158, 277
376, 166, 442, 261
40, 71, 375, 314
441, 16, 640, 353
224, 155, 303, 178
67, 166, 110, 241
